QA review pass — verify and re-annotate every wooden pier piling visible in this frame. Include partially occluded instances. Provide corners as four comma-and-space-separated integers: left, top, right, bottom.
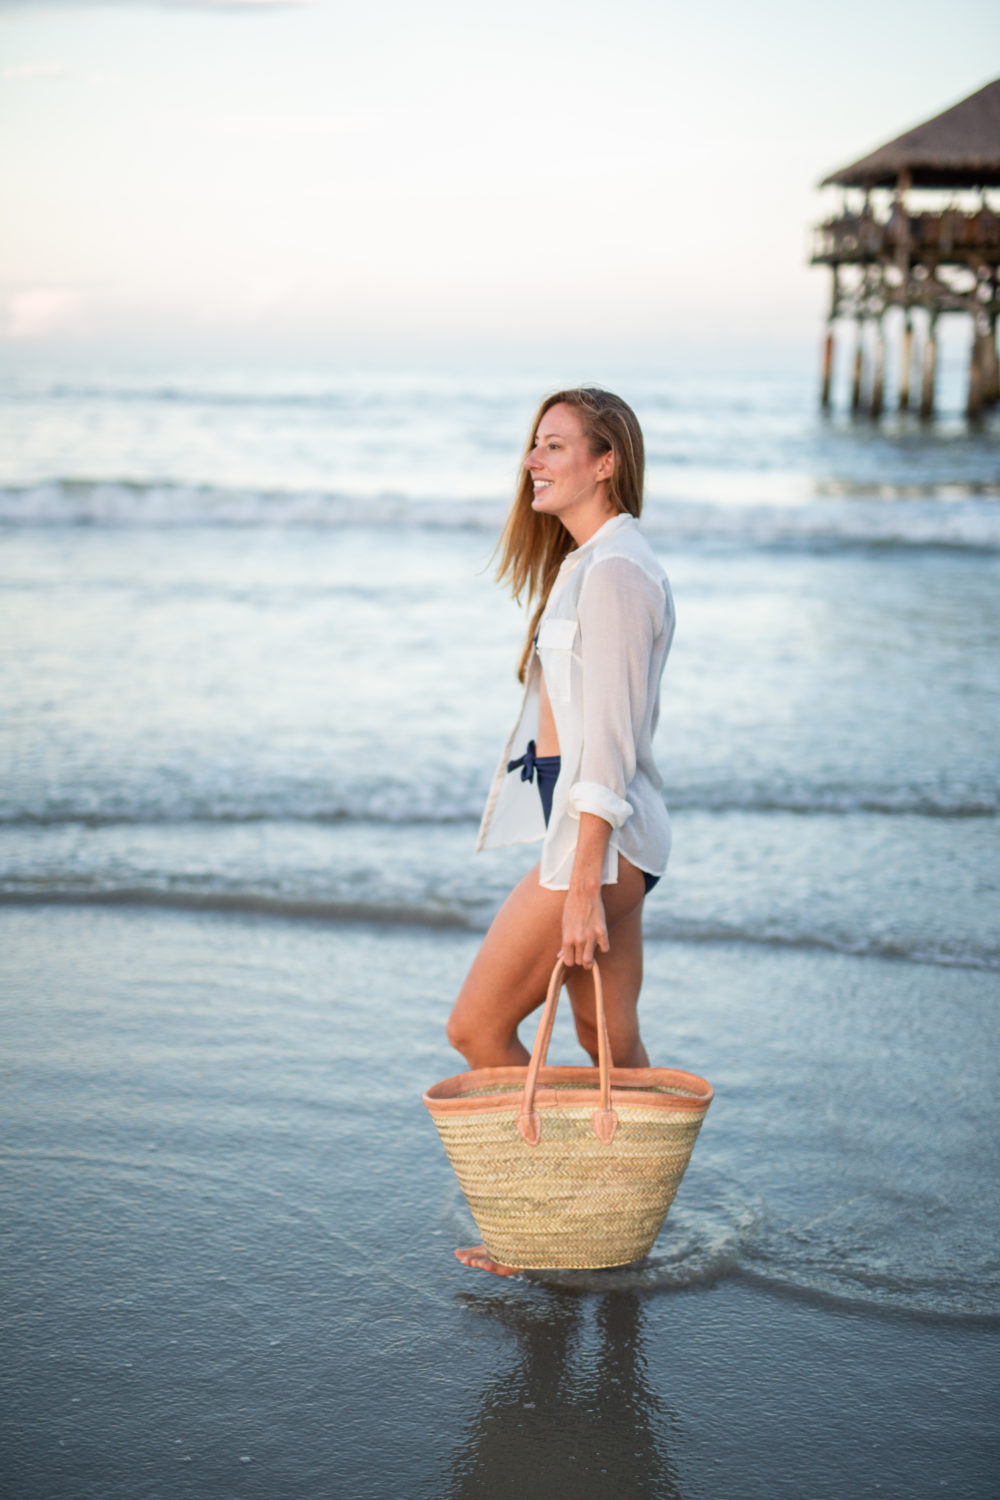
919, 314, 938, 421
898, 318, 913, 410
851, 321, 865, 413
983, 312, 1000, 405
820, 328, 834, 411
967, 325, 985, 422
870, 319, 886, 419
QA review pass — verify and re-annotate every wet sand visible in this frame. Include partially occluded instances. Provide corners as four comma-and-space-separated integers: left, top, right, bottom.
2, 906, 997, 1500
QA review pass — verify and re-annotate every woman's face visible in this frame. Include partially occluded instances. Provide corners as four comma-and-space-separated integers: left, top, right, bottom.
524, 402, 612, 519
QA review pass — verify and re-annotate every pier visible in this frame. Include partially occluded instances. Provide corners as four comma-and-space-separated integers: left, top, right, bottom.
811, 78, 1000, 420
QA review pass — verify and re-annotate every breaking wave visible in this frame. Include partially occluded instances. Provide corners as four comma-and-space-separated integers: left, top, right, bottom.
2, 478, 1000, 551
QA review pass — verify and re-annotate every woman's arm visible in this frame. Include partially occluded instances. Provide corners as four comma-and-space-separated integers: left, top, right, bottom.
560, 558, 666, 966
568, 557, 662, 829
560, 811, 613, 968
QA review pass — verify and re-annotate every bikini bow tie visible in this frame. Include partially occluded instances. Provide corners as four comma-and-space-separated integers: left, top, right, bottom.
507, 739, 538, 784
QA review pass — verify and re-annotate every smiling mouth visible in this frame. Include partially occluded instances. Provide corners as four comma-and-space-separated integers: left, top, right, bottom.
532, 480, 553, 492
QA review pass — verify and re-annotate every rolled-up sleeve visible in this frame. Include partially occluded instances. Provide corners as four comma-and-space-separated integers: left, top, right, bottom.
567, 556, 663, 829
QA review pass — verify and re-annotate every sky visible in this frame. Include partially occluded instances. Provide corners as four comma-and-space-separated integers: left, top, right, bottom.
0, 0, 998, 365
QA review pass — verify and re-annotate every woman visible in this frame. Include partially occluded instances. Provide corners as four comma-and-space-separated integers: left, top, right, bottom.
447, 388, 675, 1275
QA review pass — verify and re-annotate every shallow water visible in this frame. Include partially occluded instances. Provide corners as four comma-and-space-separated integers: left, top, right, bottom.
2, 360, 999, 1494
3, 516, 998, 981
2, 909, 998, 1500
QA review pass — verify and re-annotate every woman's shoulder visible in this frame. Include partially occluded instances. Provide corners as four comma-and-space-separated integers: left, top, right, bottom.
579, 540, 673, 635
587, 518, 668, 591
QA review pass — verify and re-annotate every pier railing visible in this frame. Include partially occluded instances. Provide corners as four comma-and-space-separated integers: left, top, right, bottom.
811, 210, 1000, 266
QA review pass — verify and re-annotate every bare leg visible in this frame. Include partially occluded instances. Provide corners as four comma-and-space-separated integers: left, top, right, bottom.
567, 902, 648, 1067
447, 858, 649, 1275
446, 864, 565, 1069
447, 858, 646, 1069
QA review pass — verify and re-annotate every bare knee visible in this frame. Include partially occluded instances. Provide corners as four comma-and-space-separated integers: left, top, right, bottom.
446, 1003, 475, 1059
446, 991, 485, 1061
446, 992, 531, 1070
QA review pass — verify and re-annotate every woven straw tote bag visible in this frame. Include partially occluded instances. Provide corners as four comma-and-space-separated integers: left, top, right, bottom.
424, 958, 713, 1270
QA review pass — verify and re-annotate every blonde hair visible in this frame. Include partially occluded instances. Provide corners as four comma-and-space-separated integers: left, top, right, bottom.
494, 388, 645, 681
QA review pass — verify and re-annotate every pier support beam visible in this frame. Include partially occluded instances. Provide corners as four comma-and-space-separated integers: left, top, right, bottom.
820, 326, 834, 410
899, 317, 913, 410
821, 267, 839, 412
919, 313, 938, 421
870, 319, 886, 419
967, 324, 985, 422
983, 313, 1000, 406
851, 320, 865, 414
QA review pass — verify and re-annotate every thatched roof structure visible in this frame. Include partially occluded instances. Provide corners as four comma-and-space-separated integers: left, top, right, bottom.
821, 78, 1000, 189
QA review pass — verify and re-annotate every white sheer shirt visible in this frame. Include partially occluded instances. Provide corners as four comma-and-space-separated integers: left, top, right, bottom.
475, 513, 675, 890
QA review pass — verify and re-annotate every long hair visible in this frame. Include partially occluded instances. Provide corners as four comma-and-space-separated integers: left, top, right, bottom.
494, 388, 645, 681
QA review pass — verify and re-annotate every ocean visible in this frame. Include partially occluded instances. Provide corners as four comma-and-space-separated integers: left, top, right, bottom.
2, 356, 998, 1498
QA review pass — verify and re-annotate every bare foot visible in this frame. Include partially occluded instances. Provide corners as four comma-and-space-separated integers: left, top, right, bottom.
454, 1245, 519, 1276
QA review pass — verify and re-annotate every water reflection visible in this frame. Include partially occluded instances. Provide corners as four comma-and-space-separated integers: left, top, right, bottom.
444, 1290, 683, 1499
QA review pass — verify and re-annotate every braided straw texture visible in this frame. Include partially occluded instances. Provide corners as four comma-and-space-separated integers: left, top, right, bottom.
431, 1101, 706, 1269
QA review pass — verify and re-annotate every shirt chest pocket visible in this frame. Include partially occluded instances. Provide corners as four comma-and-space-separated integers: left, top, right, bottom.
536, 617, 578, 702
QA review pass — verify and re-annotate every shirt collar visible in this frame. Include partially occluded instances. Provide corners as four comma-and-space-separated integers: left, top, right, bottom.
562, 511, 635, 566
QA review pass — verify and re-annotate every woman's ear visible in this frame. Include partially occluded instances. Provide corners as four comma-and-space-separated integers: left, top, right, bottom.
596, 450, 615, 482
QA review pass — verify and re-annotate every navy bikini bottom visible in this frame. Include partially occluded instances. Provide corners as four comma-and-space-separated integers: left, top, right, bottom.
506, 740, 660, 895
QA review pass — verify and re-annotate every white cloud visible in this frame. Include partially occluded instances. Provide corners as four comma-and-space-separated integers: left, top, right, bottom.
3, 289, 86, 341
0, 62, 71, 80
0, 62, 126, 87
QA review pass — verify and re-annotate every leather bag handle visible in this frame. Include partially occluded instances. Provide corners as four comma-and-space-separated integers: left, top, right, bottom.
517, 958, 618, 1146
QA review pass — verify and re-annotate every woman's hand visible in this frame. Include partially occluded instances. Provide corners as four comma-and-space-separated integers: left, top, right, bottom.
560, 883, 610, 969
560, 811, 613, 968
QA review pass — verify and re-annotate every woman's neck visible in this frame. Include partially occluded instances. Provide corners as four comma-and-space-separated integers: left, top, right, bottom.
562, 496, 619, 549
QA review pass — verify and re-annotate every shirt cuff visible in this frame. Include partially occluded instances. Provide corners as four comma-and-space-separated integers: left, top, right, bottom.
568, 780, 633, 829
